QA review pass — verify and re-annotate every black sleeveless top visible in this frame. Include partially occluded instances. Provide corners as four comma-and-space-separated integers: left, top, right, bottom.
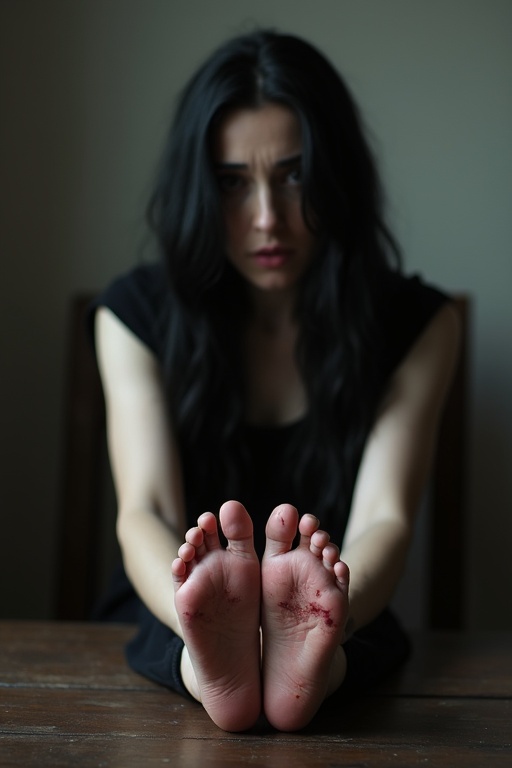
90, 263, 450, 559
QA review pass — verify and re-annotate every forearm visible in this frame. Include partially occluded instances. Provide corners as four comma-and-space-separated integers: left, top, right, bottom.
340, 517, 412, 638
117, 506, 184, 634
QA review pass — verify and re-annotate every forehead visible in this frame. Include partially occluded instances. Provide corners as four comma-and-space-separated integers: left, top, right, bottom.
213, 102, 302, 163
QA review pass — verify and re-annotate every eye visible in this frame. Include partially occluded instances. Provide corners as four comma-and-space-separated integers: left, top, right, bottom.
285, 166, 302, 186
217, 173, 245, 195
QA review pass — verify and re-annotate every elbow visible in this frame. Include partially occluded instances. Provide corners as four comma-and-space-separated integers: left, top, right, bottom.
115, 504, 140, 557
115, 512, 130, 559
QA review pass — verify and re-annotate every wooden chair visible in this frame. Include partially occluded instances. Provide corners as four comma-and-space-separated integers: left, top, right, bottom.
55, 295, 470, 627
429, 297, 470, 628
56, 297, 108, 620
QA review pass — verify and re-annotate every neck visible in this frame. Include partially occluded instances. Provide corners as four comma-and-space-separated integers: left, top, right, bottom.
248, 286, 297, 334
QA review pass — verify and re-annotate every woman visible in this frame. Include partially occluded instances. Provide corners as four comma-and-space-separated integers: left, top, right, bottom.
92, 30, 459, 732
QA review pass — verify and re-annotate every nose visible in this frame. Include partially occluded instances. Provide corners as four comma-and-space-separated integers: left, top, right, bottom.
254, 185, 279, 232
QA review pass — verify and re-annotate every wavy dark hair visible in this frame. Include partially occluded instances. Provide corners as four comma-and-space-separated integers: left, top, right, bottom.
147, 30, 402, 541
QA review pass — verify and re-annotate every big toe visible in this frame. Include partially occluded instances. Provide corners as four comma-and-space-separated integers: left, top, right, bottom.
219, 500, 256, 556
263, 504, 299, 558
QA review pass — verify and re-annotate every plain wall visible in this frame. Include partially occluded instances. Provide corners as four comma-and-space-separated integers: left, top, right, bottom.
1, 0, 511, 628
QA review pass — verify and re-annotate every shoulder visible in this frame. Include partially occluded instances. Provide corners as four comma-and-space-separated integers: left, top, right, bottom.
377, 298, 461, 434
397, 300, 460, 395
376, 271, 455, 376
88, 263, 170, 359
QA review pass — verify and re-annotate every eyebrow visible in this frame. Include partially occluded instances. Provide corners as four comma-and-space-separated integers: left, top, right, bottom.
214, 154, 302, 171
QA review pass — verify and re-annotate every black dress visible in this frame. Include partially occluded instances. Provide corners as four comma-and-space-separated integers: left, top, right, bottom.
89, 263, 450, 699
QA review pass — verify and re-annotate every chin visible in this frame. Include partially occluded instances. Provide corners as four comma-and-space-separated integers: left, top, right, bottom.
249, 279, 300, 300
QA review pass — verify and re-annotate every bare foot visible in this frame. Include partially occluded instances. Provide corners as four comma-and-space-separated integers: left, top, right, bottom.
261, 504, 350, 731
172, 500, 261, 731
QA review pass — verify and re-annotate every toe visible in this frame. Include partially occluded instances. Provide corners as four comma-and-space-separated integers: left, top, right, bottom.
307, 528, 330, 556
298, 513, 320, 539
185, 526, 205, 548
219, 500, 257, 557
263, 504, 299, 558
334, 560, 350, 593
171, 555, 188, 587
198, 511, 222, 551
321, 542, 340, 570
177, 541, 197, 563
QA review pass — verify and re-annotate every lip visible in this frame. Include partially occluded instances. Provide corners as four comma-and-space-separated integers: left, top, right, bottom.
254, 245, 293, 257
252, 246, 293, 268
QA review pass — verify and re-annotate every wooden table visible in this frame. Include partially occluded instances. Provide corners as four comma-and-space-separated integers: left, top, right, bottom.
1, 621, 510, 766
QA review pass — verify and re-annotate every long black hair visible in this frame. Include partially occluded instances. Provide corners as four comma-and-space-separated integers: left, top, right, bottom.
147, 30, 402, 539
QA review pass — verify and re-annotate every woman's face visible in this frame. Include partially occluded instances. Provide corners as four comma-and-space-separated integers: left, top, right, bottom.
212, 102, 317, 296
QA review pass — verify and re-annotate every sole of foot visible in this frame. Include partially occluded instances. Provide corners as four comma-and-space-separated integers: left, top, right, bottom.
172, 500, 262, 731
261, 504, 350, 731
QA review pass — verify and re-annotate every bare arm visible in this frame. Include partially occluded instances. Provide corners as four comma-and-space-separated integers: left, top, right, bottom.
95, 307, 187, 633
340, 302, 461, 637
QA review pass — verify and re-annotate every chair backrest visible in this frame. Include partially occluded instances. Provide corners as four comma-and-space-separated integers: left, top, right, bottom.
429, 296, 469, 628
56, 297, 107, 620
55, 294, 470, 627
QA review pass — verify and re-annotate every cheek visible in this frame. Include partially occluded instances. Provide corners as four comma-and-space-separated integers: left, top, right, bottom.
295, 221, 315, 253
224, 209, 249, 247
287, 200, 309, 231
